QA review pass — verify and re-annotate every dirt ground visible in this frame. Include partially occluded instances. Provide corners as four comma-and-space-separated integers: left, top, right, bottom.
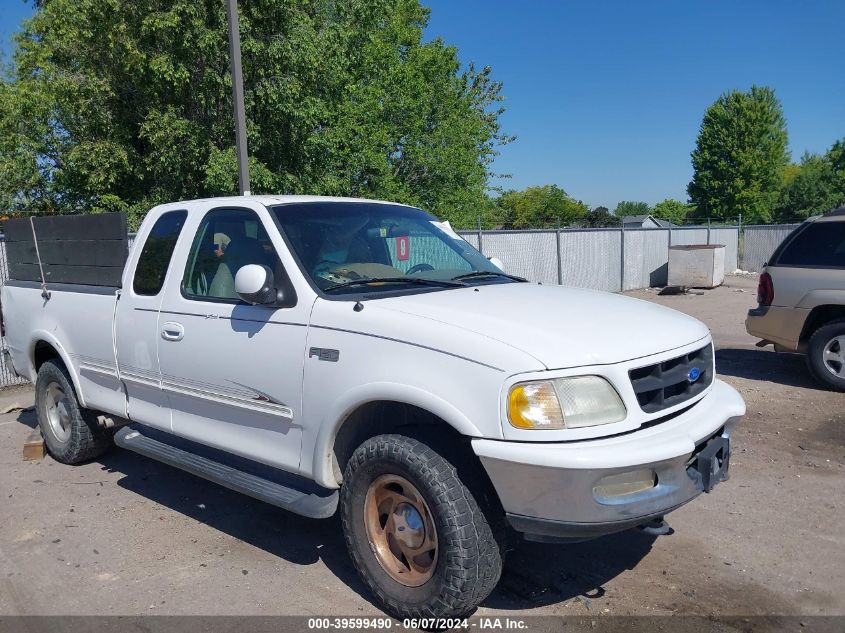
0, 274, 843, 621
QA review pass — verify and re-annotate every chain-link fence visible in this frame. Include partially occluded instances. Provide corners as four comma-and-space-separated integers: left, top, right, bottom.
740, 224, 801, 273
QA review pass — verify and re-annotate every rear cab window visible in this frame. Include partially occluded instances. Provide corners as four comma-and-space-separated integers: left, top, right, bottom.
774, 222, 845, 268
133, 211, 188, 295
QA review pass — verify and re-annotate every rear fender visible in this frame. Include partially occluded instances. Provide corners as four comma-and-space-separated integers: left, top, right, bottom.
28, 331, 87, 408
797, 289, 845, 310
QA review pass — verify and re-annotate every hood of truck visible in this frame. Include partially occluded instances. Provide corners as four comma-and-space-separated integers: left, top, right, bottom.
373, 283, 711, 370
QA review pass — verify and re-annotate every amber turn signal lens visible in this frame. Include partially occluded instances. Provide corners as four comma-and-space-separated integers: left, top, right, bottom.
507, 381, 564, 430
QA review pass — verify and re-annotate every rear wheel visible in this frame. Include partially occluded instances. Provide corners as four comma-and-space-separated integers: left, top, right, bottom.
35, 359, 113, 463
340, 434, 503, 619
806, 319, 845, 391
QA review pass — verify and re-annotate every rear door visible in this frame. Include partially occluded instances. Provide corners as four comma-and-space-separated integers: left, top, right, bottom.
155, 202, 309, 472
114, 209, 188, 429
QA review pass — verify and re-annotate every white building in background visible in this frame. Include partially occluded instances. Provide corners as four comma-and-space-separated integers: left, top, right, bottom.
622, 214, 678, 229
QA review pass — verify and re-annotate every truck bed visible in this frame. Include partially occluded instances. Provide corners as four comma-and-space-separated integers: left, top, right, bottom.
2, 280, 124, 417
1, 212, 130, 417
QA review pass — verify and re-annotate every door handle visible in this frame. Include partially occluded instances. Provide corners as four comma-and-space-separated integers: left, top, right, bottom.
161, 321, 185, 342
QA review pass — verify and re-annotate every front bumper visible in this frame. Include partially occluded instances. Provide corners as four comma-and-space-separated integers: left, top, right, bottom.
472, 379, 745, 542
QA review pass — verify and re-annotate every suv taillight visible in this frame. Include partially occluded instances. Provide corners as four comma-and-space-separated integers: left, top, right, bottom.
757, 272, 774, 306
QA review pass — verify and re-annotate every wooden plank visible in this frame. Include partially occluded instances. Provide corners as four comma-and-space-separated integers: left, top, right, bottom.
3, 217, 35, 243
4, 213, 129, 287
5, 239, 128, 267
4, 212, 127, 242
7, 263, 41, 282
23, 429, 46, 461
8, 263, 124, 287
35, 212, 127, 241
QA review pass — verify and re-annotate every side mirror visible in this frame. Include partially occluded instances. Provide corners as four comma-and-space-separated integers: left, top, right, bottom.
235, 264, 277, 305
488, 256, 505, 272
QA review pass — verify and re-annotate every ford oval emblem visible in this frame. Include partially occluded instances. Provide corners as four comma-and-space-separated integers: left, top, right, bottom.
687, 367, 702, 382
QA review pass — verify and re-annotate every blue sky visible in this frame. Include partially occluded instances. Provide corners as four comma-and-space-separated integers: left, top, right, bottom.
3, 1, 844, 209
424, 1, 845, 208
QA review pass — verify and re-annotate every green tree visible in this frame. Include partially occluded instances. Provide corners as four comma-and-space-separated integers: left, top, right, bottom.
614, 201, 650, 217
493, 184, 588, 228
652, 198, 694, 225
829, 138, 845, 173
777, 139, 845, 220
687, 86, 789, 223
580, 206, 620, 228
0, 0, 511, 228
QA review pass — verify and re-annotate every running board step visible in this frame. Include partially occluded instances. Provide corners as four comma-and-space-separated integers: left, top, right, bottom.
114, 426, 337, 519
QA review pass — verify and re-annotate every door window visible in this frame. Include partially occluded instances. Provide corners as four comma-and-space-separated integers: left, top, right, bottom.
182, 209, 282, 301
133, 210, 188, 296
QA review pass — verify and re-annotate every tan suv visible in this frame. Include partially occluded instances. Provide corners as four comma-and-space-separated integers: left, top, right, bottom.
745, 207, 845, 391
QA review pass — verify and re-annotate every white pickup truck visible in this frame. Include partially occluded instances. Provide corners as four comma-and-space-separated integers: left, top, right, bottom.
1, 196, 745, 619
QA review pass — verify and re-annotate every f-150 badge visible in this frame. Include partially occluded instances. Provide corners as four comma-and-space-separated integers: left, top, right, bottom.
309, 347, 340, 362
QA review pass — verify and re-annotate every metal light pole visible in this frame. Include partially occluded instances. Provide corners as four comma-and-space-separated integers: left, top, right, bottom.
225, 0, 250, 195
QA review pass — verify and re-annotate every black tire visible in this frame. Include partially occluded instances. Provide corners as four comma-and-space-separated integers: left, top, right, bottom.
35, 359, 113, 464
340, 434, 503, 620
806, 319, 845, 392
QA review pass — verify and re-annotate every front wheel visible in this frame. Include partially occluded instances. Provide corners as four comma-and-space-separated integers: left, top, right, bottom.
340, 434, 503, 619
35, 359, 113, 463
806, 319, 845, 392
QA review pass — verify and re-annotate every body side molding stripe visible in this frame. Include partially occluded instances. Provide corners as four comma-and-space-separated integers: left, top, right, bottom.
309, 324, 504, 372
133, 307, 306, 328
78, 362, 118, 379
160, 380, 295, 420
120, 371, 160, 388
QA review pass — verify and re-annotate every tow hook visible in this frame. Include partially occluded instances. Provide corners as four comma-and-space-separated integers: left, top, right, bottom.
637, 517, 674, 536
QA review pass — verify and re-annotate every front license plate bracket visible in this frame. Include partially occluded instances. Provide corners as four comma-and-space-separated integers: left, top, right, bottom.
687, 435, 730, 493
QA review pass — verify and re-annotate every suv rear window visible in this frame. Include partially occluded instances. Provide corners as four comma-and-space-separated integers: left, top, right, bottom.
775, 223, 845, 268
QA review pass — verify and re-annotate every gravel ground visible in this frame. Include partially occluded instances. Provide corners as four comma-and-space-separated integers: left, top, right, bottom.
0, 274, 842, 620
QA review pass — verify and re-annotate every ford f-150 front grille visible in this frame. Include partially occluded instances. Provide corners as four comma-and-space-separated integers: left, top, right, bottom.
629, 344, 713, 413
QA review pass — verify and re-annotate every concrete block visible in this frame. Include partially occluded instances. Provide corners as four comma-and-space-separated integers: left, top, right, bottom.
668, 245, 726, 289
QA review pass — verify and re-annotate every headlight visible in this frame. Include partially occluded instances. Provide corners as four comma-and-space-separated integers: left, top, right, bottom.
508, 376, 626, 430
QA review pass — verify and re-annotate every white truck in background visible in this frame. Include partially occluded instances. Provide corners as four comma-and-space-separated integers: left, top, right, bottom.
0, 196, 745, 619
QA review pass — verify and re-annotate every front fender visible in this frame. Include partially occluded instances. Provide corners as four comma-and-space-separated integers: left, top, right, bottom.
309, 382, 483, 489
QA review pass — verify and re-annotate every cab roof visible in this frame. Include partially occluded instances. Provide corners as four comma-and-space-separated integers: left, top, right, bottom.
159, 194, 415, 211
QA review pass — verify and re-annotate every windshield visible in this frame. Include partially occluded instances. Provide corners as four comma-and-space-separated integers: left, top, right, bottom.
271, 202, 506, 295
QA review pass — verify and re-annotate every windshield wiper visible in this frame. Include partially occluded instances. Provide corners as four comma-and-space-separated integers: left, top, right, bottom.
323, 276, 466, 293
450, 271, 527, 283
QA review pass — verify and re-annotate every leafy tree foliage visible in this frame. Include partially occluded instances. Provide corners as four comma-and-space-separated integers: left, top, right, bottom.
830, 139, 845, 174
687, 86, 789, 224
0, 0, 511, 227
580, 206, 620, 228
614, 201, 650, 218
776, 139, 845, 221
652, 198, 694, 225
492, 184, 588, 228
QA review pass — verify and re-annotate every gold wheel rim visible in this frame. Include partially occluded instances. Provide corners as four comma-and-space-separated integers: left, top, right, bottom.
363, 474, 438, 587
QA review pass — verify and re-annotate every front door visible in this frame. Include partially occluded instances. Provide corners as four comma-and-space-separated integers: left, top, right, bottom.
156, 205, 309, 471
